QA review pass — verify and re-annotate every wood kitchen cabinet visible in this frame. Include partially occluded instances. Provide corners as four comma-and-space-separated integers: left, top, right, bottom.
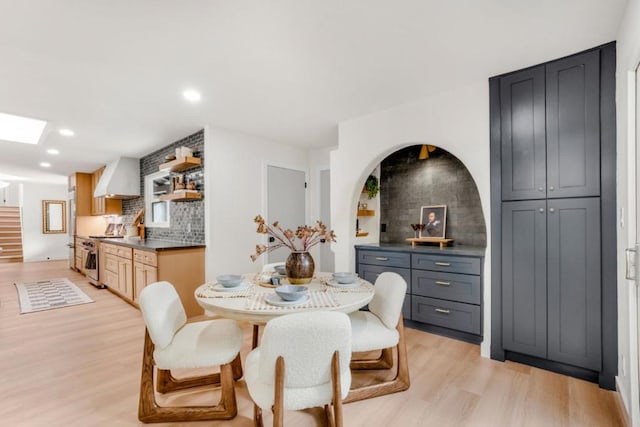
69, 173, 92, 216
103, 244, 133, 300
101, 242, 205, 317
90, 167, 122, 216
133, 249, 158, 301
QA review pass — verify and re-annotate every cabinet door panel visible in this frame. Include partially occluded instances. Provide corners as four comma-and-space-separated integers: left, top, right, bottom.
547, 198, 601, 370
502, 201, 547, 358
500, 66, 546, 201
546, 50, 600, 198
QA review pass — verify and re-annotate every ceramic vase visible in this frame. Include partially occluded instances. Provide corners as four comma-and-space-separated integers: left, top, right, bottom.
285, 251, 315, 284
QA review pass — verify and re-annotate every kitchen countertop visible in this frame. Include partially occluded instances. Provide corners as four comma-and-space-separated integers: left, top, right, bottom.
99, 238, 205, 251
355, 243, 485, 257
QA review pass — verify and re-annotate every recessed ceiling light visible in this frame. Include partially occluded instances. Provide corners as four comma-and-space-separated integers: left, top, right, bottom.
0, 112, 47, 144
47, 148, 60, 155
59, 128, 74, 137
183, 89, 201, 102
40, 162, 51, 168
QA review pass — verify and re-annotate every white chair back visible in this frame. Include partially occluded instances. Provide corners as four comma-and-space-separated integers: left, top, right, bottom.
261, 262, 285, 273
368, 272, 407, 329
139, 281, 187, 349
258, 311, 351, 388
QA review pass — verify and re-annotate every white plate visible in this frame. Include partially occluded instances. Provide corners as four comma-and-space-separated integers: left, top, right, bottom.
264, 293, 310, 307
210, 282, 250, 292
326, 278, 360, 288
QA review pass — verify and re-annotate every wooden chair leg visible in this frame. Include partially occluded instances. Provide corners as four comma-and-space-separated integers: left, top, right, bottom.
138, 330, 239, 423
254, 403, 264, 427
272, 356, 285, 427
331, 351, 344, 427
252, 324, 260, 349
325, 405, 336, 427
350, 347, 394, 370
344, 316, 410, 403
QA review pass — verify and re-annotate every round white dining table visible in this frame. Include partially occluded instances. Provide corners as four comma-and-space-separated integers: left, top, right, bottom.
194, 272, 374, 325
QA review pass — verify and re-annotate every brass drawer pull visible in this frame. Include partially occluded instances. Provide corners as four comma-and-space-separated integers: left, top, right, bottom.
435, 308, 451, 314
375, 257, 389, 261
435, 281, 451, 286
435, 262, 451, 266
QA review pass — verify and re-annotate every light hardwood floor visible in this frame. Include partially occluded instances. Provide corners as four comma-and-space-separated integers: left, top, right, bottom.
0, 260, 627, 426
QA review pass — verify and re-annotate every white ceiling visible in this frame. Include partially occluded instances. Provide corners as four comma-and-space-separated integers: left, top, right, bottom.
0, 0, 628, 183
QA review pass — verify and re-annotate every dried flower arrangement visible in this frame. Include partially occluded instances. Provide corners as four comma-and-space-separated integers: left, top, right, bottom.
250, 215, 337, 261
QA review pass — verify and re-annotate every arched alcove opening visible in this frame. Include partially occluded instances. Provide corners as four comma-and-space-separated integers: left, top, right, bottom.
378, 145, 486, 247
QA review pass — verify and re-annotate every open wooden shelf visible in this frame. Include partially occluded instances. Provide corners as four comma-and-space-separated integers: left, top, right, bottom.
357, 209, 375, 216
159, 156, 202, 172
406, 237, 454, 249
159, 191, 202, 202
356, 232, 369, 237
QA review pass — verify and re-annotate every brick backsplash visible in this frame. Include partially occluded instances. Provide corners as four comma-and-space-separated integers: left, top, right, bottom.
122, 129, 205, 244
379, 145, 486, 247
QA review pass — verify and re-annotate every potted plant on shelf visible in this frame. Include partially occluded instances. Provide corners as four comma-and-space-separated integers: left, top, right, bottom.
250, 215, 336, 284
364, 175, 379, 199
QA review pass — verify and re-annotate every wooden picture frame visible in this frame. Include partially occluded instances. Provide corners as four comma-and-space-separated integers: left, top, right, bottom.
42, 200, 66, 234
419, 205, 446, 238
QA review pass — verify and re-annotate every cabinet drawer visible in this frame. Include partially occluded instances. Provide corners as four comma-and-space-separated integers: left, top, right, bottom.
412, 270, 481, 304
412, 254, 481, 275
133, 249, 157, 267
358, 250, 410, 268
105, 254, 118, 273
412, 296, 481, 335
101, 244, 117, 255
116, 247, 132, 259
358, 264, 410, 292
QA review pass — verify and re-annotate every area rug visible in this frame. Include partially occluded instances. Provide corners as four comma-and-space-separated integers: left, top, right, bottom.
14, 278, 94, 314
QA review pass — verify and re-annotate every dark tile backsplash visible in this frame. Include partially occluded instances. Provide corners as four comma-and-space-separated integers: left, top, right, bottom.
122, 129, 205, 244
379, 145, 486, 247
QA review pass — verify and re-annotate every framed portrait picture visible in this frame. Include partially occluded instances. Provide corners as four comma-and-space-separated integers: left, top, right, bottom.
419, 205, 447, 238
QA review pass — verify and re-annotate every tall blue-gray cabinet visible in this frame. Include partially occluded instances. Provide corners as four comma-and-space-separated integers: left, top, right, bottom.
490, 42, 617, 389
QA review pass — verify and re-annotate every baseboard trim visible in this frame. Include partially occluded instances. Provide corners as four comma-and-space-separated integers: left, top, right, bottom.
404, 319, 482, 344
615, 377, 632, 427
505, 351, 602, 385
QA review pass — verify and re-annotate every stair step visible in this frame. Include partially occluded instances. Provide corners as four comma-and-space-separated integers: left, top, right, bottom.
0, 257, 24, 263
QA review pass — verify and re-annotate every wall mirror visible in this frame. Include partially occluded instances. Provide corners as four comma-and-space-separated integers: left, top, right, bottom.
42, 200, 66, 234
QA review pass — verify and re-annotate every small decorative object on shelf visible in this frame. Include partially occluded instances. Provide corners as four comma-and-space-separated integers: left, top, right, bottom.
410, 223, 426, 238
364, 175, 379, 199
250, 215, 336, 284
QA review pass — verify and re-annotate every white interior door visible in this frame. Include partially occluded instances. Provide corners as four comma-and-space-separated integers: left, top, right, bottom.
267, 165, 306, 263
319, 169, 335, 272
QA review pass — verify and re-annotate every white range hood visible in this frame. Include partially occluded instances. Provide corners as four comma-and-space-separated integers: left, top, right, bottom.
93, 157, 140, 199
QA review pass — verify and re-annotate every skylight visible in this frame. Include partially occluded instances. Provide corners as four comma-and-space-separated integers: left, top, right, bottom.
0, 112, 47, 144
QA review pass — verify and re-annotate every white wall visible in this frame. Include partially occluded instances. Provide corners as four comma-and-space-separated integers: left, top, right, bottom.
0, 182, 20, 206
204, 126, 309, 280
20, 182, 69, 262
615, 0, 640, 421
332, 81, 491, 356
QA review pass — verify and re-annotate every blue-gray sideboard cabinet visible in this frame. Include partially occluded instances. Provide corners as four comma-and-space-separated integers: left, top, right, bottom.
355, 244, 485, 344
490, 42, 617, 389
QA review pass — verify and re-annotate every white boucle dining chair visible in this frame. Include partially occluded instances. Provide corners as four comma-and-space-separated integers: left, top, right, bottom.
344, 271, 410, 403
245, 311, 352, 427
137, 281, 244, 423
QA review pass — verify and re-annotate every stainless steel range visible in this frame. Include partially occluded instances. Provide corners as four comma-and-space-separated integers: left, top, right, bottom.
80, 239, 100, 288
